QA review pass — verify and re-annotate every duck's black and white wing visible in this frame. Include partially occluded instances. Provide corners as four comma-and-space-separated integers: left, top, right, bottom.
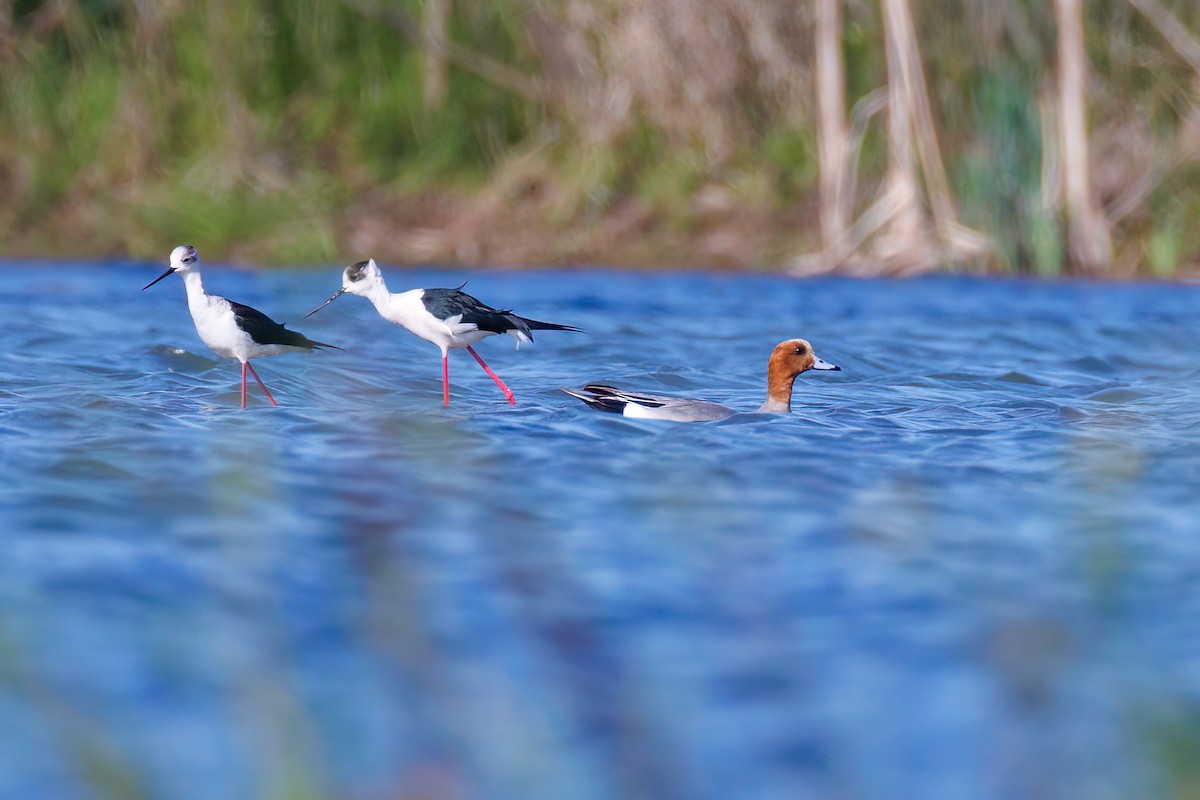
561, 384, 734, 422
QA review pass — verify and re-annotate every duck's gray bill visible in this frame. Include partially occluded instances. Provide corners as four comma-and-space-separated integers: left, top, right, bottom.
812, 356, 841, 371
142, 267, 176, 291
306, 288, 345, 317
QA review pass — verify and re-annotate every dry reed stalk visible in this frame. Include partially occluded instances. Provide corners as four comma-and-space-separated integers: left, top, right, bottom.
1055, 0, 1112, 273
799, 0, 987, 275
530, 0, 812, 161
815, 0, 851, 248
422, 0, 451, 111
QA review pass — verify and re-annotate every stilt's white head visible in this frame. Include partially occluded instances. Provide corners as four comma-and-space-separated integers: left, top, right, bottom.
306, 258, 384, 317
143, 244, 199, 290
341, 258, 384, 296
170, 244, 199, 272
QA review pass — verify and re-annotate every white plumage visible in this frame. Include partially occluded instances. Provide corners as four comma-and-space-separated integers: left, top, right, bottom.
307, 258, 581, 406
144, 245, 340, 408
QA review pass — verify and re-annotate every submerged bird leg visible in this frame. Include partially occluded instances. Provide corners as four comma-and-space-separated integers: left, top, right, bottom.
442, 354, 450, 407
240, 362, 248, 410
245, 361, 279, 407
467, 346, 515, 405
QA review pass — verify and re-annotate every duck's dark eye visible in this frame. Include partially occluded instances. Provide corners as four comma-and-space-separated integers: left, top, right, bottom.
794, 345, 807, 356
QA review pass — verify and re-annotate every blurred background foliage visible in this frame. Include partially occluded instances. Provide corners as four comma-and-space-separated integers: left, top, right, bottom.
1, 0, 1200, 273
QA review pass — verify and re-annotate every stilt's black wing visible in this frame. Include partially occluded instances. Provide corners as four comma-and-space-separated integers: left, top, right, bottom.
229, 300, 341, 350
421, 288, 520, 335
421, 288, 583, 341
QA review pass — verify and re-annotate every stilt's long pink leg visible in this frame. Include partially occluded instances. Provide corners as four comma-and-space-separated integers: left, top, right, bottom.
442, 354, 450, 406
245, 361, 279, 407
240, 362, 248, 409
466, 346, 515, 405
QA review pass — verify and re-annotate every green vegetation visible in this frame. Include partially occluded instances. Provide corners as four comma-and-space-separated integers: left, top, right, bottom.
2, 0, 1200, 273
0, 1, 531, 263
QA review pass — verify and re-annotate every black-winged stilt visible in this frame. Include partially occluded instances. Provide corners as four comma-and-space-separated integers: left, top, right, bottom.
306, 258, 581, 406
561, 339, 840, 421
143, 245, 341, 409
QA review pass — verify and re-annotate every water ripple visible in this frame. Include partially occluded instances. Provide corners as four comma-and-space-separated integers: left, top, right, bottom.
0, 266, 1199, 798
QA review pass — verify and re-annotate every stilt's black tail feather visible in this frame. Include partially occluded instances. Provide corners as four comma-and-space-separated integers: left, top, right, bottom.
519, 317, 586, 334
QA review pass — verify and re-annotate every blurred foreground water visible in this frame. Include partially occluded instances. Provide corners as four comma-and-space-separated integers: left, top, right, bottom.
1, 263, 1200, 799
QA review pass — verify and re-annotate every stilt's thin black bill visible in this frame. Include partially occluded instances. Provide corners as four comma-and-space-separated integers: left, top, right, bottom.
143, 267, 176, 291
306, 288, 345, 317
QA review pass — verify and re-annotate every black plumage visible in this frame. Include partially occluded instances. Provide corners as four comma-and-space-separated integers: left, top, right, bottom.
230, 301, 342, 350
562, 384, 668, 414
420, 288, 583, 340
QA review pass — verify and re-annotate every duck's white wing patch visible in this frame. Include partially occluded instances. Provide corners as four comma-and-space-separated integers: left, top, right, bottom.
624, 396, 735, 422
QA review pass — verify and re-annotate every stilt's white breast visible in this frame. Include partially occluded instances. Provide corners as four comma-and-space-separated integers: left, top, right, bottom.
385, 289, 492, 351
187, 292, 251, 360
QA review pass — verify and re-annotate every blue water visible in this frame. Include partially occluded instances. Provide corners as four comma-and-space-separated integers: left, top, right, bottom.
2, 263, 1200, 799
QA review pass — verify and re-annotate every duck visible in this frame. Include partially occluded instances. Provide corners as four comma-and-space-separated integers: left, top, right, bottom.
561, 339, 840, 422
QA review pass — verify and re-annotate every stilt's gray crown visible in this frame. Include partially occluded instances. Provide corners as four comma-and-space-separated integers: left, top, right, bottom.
346, 260, 372, 282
